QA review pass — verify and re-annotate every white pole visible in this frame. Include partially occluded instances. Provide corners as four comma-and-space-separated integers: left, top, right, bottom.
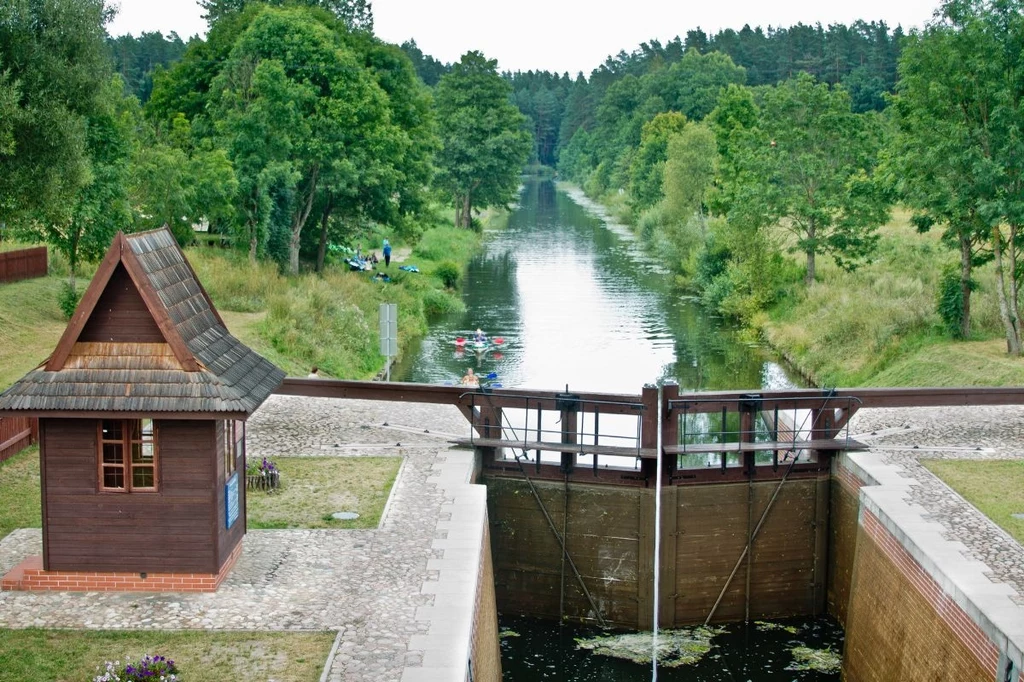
652, 379, 663, 681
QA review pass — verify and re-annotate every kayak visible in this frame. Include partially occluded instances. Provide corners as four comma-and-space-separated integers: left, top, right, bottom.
454, 335, 505, 353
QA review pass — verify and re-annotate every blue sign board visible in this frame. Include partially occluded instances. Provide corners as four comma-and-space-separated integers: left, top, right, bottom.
225, 472, 240, 529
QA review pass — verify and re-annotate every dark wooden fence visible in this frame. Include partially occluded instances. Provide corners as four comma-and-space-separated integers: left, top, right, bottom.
0, 416, 37, 463
0, 247, 47, 283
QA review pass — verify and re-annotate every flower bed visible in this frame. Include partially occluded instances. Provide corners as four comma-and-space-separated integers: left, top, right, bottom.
246, 457, 280, 491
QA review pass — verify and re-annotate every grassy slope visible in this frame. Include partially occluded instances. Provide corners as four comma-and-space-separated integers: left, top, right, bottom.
0, 629, 334, 682
761, 209, 1024, 387
0, 446, 41, 539
0, 277, 67, 391
921, 459, 1024, 543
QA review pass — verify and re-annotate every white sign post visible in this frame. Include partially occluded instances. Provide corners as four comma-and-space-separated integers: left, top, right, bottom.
379, 303, 398, 381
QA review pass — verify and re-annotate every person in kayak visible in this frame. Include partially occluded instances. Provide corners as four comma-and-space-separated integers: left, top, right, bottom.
473, 328, 487, 343
460, 368, 479, 387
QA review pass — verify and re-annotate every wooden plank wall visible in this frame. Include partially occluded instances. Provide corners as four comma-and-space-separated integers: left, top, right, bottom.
78, 264, 165, 343
0, 246, 47, 283
214, 420, 246, 571
486, 473, 829, 628
41, 418, 219, 574
0, 416, 37, 463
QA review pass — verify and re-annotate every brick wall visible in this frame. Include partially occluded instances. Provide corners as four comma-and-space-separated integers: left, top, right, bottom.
470, 522, 501, 682
843, 509, 995, 682
828, 459, 863, 627
1, 541, 243, 593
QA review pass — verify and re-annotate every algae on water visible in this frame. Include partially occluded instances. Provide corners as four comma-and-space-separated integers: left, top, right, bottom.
575, 626, 726, 668
499, 629, 520, 639
755, 620, 801, 634
786, 646, 842, 673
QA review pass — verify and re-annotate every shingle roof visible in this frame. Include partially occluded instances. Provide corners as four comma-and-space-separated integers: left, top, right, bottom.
0, 228, 285, 417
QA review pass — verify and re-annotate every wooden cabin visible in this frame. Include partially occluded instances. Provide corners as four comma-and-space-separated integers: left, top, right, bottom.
0, 228, 284, 591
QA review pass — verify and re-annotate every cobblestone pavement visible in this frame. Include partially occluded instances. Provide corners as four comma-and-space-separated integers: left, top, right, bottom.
849, 405, 1024, 605
0, 395, 475, 681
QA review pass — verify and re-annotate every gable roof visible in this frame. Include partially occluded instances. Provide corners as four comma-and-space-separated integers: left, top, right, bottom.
0, 228, 285, 418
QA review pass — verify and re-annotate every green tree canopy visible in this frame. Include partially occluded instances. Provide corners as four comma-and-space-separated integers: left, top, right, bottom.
0, 0, 116, 227
731, 73, 887, 284
433, 51, 532, 229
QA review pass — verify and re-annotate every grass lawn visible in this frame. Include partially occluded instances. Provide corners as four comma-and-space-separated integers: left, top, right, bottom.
0, 276, 67, 392
246, 456, 401, 529
922, 459, 1024, 544
0, 446, 41, 540
0, 628, 334, 682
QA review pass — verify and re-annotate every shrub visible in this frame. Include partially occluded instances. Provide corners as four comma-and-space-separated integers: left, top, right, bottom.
58, 280, 81, 319
92, 654, 179, 682
434, 261, 461, 289
422, 288, 465, 317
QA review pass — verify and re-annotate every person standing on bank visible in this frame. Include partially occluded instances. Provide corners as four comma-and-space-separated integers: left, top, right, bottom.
383, 239, 392, 268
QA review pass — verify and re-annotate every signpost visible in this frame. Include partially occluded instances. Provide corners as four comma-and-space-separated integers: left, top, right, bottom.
379, 303, 398, 381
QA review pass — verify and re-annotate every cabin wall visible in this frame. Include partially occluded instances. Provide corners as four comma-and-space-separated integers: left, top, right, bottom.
214, 420, 246, 571
41, 418, 219, 574
78, 264, 165, 343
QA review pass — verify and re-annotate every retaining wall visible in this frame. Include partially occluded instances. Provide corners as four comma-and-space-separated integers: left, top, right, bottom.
485, 471, 831, 628
833, 453, 1024, 682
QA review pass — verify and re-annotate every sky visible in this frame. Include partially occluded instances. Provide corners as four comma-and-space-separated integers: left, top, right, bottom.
107, 0, 942, 75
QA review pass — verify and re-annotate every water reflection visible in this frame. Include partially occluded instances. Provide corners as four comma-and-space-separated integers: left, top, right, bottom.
396, 178, 802, 394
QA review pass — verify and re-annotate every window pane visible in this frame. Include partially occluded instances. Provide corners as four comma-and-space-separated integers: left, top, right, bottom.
103, 467, 124, 489
101, 420, 122, 441
127, 420, 141, 441
103, 443, 123, 464
132, 466, 155, 488
132, 442, 154, 463
141, 419, 154, 437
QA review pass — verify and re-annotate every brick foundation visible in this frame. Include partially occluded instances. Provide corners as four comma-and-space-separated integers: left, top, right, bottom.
1, 541, 243, 593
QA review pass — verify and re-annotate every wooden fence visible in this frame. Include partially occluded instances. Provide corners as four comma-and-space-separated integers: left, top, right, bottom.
0, 417, 37, 463
0, 247, 47, 283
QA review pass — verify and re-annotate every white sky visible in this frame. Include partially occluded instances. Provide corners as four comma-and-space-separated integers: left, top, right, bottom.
107, 0, 941, 75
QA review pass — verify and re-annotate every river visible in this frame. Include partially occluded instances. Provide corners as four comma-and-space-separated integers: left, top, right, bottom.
395, 178, 800, 393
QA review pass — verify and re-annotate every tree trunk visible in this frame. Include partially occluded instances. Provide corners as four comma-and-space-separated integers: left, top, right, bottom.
1010, 223, 1022, 346
959, 235, 973, 340
454, 197, 462, 229
316, 193, 334, 274
804, 221, 816, 286
992, 226, 1021, 355
248, 231, 258, 263
461, 191, 472, 229
288, 165, 320, 276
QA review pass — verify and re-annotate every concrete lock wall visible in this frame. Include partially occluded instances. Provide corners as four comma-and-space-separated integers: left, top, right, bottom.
484, 472, 830, 629
832, 453, 1024, 682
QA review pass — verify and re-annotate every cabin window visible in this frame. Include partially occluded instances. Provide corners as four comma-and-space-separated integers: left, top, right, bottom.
98, 419, 158, 492
224, 420, 245, 478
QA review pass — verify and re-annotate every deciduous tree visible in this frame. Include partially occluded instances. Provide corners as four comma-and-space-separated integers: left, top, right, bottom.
433, 51, 531, 229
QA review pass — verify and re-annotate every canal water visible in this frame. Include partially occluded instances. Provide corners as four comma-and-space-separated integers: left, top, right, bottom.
395, 178, 838, 680
394, 179, 799, 393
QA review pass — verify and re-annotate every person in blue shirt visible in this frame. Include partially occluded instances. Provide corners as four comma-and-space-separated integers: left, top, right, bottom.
383, 239, 392, 267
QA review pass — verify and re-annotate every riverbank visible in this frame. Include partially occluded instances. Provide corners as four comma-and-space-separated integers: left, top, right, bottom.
570, 184, 1024, 388
0, 216, 501, 390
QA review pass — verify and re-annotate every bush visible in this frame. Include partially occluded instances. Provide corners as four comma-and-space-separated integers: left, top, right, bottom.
422, 288, 465, 317
434, 261, 461, 289
92, 654, 179, 682
937, 264, 972, 338
58, 280, 81, 319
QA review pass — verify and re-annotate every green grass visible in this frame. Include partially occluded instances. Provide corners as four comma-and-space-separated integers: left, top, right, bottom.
760, 208, 1021, 387
0, 277, 67, 391
922, 459, 1024, 543
246, 456, 401, 529
0, 446, 41, 540
0, 628, 334, 682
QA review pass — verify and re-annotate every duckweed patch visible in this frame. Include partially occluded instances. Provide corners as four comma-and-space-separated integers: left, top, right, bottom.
575, 626, 726, 667
754, 620, 801, 634
787, 646, 842, 673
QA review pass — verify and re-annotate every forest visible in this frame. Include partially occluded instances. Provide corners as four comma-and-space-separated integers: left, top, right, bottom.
3, 0, 1024, 360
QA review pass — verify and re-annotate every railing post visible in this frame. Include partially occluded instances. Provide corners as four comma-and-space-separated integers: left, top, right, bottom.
740, 394, 761, 475
556, 390, 579, 475
662, 382, 679, 479
640, 384, 658, 485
